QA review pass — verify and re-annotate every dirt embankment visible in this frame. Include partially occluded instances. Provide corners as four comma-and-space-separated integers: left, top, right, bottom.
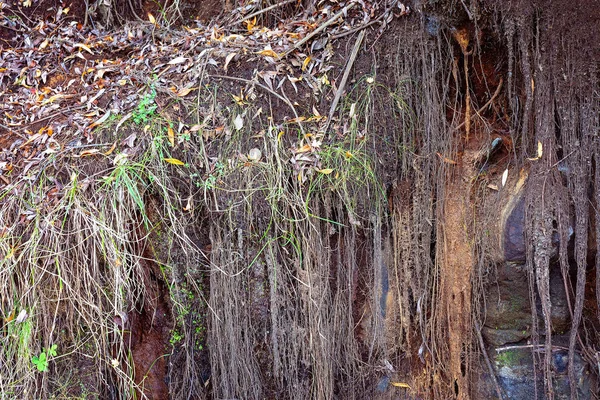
0, 0, 599, 399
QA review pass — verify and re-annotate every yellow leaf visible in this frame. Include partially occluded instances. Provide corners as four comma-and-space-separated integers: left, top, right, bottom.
232, 90, 244, 105
257, 49, 281, 59
104, 141, 117, 156
318, 168, 334, 174
245, 17, 257, 32
302, 56, 311, 71
296, 144, 312, 153
391, 382, 411, 389
164, 158, 185, 165
73, 43, 94, 55
277, 131, 284, 142
4, 309, 15, 324
168, 126, 175, 147
41, 94, 65, 105
148, 12, 156, 24
345, 151, 353, 159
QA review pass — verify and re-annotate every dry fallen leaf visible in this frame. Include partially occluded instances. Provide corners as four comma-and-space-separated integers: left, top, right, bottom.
296, 144, 312, 153
88, 111, 111, 130
183, 195, 193, 211
78, 149, 101, 157
248, 148, 262, 161
74, 43, 94, 55
233, 114, 244, 131
501, 168, 509, 187
436, 152, 457, 165
317, 168, 334, 174
302, 56, 311, 71
390, 382, 411, 389
257, 48, 280, 59
168, 126, 175, 147
224, 53, 237, 71
245, 16, 257, 32
349, 103, 356, 119
104, 142, 117, 156
168, 56, 187, 65
15, 309, 28, 324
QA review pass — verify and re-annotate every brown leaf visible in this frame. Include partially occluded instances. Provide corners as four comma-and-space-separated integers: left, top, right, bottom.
436, 152, 457, 164
177, 86, 195, 97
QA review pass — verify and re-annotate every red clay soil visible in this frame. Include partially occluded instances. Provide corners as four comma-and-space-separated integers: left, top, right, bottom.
126, 257, 173, 400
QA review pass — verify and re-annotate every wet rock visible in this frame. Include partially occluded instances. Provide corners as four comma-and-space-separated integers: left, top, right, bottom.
493, 346, 591, 400
499, 185, 571, 264
375, 375, 390, 393
482, 327, 530, 347
473, 346, 592, 400
483, 262, 570, 346
502, 194, 527, 263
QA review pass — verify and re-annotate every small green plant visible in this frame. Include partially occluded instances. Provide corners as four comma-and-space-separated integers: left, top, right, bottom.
191, 160, 225, 190
32, 344, 57, 372
170, 330, 183, 346
133, 85, 158, 125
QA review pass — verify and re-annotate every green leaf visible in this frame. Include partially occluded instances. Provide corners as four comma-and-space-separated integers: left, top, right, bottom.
32, 352, 48, 371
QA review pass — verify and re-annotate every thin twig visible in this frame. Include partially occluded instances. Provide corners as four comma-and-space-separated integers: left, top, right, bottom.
283, 2, 357, 57
324, 30, 365, 135
331, 0, 398, 40
474, 319, 504, 400
208, 74, 304, 134
231, 0, 296, 26
495, 344, 569, 353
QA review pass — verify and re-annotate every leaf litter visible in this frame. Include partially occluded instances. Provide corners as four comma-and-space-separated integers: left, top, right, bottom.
0, 0, 410, 195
